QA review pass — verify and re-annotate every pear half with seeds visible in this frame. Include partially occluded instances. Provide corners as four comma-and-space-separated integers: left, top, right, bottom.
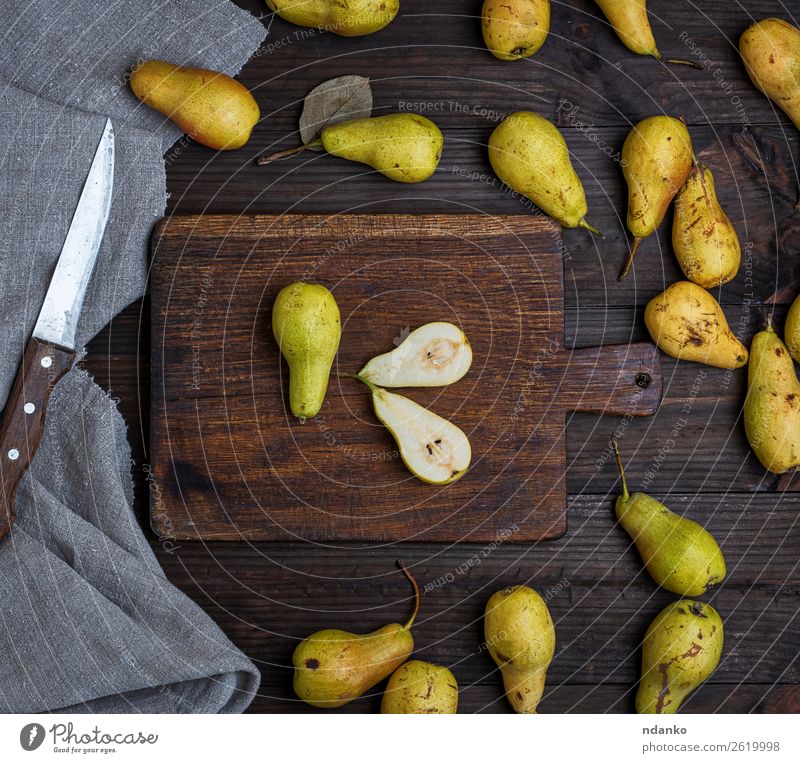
359, 379, 471, 484
359, 322, 473, 387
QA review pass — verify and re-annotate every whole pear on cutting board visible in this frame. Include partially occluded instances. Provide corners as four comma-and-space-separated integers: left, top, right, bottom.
272, 282, 341, 420
613, 442, 726, 596
637, 600, 723, 714
740, 18, 800, 130
619, 116, 694, 280
744, 323, 800, 474
266, 0, 399, 36
644, 281, 748, 369
358, 322, 473, 387
488, 111, 601, 234
484, 585, 555, 713
672, 163, 741, 288
130, 60, 259, 150
482, 0, 550, 61
293, 563, 419, 708
381, 660, 459, 714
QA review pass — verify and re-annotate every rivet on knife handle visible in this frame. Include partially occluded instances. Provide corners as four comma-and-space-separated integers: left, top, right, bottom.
0, 339, 75, 539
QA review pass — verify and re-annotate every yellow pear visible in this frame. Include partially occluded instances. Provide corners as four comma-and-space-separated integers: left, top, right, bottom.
130, 60, 259, 150
594, 0, 698, 66
645, 281, 748, 369
740, 18, 800, 130
482, 0, 550, 61
266, 0, 398, 36
488, 111, 601, 234
484, 585, 555, 713
293, 563, 419, 708
272, 282, 341, 420
381, 660, 459, 713
786, 294, 800, 363
637, 600, 723, 714
320, 114, 443, 183
619, 116, 694, 279
744, 324, 800, 474
613, 443, 726, 596
672, 164, 741, 288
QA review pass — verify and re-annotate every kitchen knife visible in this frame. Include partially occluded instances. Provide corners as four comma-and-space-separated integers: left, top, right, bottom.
0, 119, 114, 541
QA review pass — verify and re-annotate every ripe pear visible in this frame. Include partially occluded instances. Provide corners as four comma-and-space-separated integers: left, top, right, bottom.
266, 0, 398, 36
482, 0, 550, 61
484, 585, 555, 713
613, 443, 726, 596
318, 114, 443, 183
786, 295, 800, 363
381, 660, 459, 713
672, 164, 741, 288
619, 116, 694, 280
359, 322, 473, 387
637, 600, 723, 714
130, 60, 259, 150
293, 563, 419, 708
358, 379, 471, 484
740, 19, 800, 130
488, 111, 601, 234
645, 282, 748, 369
594, 0, 698, 66
272, 282, 341, 420
744, 324, 800, 474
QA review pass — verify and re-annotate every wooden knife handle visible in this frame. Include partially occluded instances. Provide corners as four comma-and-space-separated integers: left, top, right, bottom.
0, 338, 75, 540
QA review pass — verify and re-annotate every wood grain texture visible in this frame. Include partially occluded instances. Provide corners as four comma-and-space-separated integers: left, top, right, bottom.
151, 214, 662, 541
77, 0, 800, 711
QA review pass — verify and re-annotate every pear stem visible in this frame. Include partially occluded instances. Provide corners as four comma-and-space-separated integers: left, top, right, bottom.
397, 560, 420, 630
612, 440, 630, 501
617, 238, 641, 281
665, 58, 703, 70
580, 219, 605, 238
256, 140, 322, 166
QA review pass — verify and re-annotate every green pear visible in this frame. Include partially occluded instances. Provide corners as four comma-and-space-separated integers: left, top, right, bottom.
293, 562, 419, 708
272, 282, 341, 420
358, 380, 471, 484
613, 443, 726, 596
644, 281, 748, 370
637, 600, 723, 714
266, 0, 398, 36
381, 660, 459, 713
744, 324, 800, 474
672, 164, 741, 288
359, 322, 473, 387
619, 116, 694, 279
740, 19, 800, 130
320, 114, 443, 183
484, 585, 555, 714
488, 111, 601, 234
785, 294, 800, 364
130, 60, 259, 150
482, 0, 550, 61
595, 0, 698, 66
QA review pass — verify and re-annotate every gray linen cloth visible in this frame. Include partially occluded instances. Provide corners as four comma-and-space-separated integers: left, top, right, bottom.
0, 1, 266, 712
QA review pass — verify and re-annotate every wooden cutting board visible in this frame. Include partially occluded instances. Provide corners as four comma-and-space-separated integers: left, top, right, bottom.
150, 214, 662, 542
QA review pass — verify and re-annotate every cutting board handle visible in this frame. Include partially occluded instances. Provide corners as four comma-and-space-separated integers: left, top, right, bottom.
558, 342, 662, 416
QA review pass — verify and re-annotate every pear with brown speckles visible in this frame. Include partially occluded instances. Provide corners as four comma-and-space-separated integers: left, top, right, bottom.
381, 660, 459, 713
644, 281, 748, 369
637, 600, 723, 714
292, 564, 419, 708
744, 324, 800, 474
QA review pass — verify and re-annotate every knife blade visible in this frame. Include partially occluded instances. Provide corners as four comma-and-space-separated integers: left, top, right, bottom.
0, 118, 114, 540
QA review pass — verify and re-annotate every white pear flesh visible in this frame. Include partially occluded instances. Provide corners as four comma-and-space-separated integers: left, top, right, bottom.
371, 388, 471, 484
359, 322, 472, 387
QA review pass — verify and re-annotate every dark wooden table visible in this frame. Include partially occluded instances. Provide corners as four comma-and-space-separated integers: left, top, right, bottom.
83, 0, 800, 712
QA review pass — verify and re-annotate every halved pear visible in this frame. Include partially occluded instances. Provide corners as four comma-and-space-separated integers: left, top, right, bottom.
367, 386, 471, 484
359, 322, 473, 387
